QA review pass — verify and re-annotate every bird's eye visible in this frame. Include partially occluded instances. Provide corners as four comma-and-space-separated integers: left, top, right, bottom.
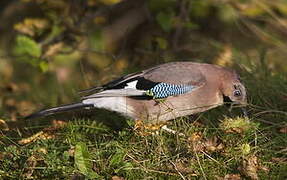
233, 90, 241, 97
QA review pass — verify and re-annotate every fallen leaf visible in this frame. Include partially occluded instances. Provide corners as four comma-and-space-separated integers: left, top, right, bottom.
188, 132, 204, 152
241, 155, 259, 180
224, 174, 241, 180
18, 131, 56, 145
192, 121, 205, 128
52, 120, 67, 128
134, 120, 167, 136
167, 160, 196, 175
23, 155, 38, 178
43, 42, 64, 58
14, 18, 49, 36
188, 134, 224, 153
112, 176, 125, 180
204, 136, 224, 152
189, 132, 203, 142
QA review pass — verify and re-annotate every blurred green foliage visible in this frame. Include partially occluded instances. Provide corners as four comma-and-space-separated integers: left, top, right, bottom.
0, 0, 286, 179
2, 0, 286, 74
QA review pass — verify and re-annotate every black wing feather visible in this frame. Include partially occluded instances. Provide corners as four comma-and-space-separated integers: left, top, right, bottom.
80, 62, 206, 95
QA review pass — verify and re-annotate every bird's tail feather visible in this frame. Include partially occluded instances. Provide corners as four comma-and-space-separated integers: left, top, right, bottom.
25, 102, 93, 119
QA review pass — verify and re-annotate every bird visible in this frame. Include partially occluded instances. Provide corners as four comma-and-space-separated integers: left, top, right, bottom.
26, 61, 247, 129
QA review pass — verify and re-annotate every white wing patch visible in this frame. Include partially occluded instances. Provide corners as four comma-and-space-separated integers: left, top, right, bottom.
82, 97, 134, 118
83, 89, 145, 98
125, 80, 138, 89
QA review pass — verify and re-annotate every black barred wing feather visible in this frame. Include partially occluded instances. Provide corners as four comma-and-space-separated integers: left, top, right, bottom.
146, 83, 195, 99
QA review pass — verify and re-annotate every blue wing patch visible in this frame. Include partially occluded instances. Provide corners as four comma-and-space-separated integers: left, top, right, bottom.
146, 83, 195, 99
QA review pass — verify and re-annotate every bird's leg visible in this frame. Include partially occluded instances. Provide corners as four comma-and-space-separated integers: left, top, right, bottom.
161, 125, 185, 137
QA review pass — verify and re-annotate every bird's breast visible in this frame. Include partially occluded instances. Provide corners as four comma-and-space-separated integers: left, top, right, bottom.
127, 86, 223, 123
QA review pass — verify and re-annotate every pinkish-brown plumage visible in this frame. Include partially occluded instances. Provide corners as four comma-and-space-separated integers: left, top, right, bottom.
26, 62, 247, 123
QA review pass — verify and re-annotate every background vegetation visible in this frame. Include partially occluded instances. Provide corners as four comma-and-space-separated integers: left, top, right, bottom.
0, 0, 286, 179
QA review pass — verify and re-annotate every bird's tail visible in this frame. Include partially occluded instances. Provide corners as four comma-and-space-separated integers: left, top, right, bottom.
25, 102, 93, 119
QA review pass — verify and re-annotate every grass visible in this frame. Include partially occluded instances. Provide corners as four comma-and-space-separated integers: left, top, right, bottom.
0, 56, 287, 179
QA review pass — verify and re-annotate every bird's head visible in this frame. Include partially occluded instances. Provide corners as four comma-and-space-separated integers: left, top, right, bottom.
220, 70, 248, 115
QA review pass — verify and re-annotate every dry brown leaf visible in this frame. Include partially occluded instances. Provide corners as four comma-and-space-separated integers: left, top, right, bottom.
0, 119, 9, 131
18, 131, 56, 145
169, 160, 196, 175
188, 132, 203, 142
134, 120, 167, 136
192, 121, 205, 128
224, 174, 241, 180
14, 18, 49, 36
188, 134, 224, 153
18, 120, 67, 144
111, 176, 125, 180
23, 155, 38, 178
241, 155, 259, 180
52, 120, 67, 128
43, 42, 64, 58
188, 132, 205, 152
204, 136, 225, 152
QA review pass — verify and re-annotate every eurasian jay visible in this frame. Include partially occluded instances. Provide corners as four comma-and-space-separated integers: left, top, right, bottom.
26, 62, 247, 126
